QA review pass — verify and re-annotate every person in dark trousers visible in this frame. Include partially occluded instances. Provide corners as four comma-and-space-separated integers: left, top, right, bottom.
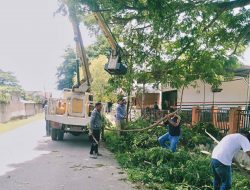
153, 101, 159, 110
211, 129, 250, 190
153, 101, 159, 120
89, 102, 103, 159
158, 110, 181, 152
43, 100, 50, 136
107, 101, 113, 113
115, 98, 126, 135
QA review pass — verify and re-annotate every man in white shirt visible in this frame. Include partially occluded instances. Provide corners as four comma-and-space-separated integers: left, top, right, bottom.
211, 129, 250, 190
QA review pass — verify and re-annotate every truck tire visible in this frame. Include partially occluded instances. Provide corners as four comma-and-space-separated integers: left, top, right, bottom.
51, 128, 58, 141
58, 130, 64, 141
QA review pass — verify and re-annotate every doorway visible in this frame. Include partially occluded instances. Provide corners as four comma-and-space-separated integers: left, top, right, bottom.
162, 90, 177, 110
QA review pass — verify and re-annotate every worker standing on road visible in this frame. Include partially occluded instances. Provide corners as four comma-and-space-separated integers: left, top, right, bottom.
211, 129, 250, 190
89, 102, 103, 159
158, 109, 181, 152
115, 98, 127, 135
43, 99, 50, 136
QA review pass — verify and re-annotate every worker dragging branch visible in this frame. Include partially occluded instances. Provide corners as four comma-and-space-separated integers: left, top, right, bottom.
158, 109, 181, 152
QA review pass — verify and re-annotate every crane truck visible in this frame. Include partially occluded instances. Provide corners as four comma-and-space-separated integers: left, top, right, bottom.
45, 2, 126, 141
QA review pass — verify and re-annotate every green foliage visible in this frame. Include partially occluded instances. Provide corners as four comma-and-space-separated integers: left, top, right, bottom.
105, 120, 250, 189
0, 69, 24, 103
89, 55, 117, 102
87, 35, 110, 59
180, 122, 222, 149
56, 47, 77, 90
67, 0, 250, 91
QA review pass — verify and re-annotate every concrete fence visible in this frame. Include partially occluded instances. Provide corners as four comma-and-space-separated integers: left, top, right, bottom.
0, 101, 43, 123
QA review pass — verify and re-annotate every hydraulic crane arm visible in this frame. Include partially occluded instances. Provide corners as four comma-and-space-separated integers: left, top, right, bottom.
71, 19, 92, 88
93, 12, 117, 55
92, 11, 127, 75
62, 0, 126, 76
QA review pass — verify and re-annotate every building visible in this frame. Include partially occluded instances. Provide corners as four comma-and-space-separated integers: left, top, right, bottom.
133, 66, 250, 110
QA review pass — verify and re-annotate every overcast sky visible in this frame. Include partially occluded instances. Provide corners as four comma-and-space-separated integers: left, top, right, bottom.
0, 0, 95, 95
0, 0, 250, 96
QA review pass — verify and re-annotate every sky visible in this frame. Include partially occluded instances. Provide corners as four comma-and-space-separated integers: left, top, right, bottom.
0, 0, 250, 96
0, 0, 95, 95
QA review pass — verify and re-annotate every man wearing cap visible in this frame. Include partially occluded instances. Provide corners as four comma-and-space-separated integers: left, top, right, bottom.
211, 129, 250, 190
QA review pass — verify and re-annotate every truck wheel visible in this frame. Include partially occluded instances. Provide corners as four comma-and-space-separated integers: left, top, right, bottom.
58, 130, 64, 141
51, 128, 58, 141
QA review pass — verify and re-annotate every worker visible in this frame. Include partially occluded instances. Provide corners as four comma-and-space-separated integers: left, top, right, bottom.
211, 129, 250, 190
89, 102, 103, 159
158, 109, 181, 152
43, 100, 50, 136
153, 101, 159, 120
153, 101, 159, 110
115, 98, 126, 135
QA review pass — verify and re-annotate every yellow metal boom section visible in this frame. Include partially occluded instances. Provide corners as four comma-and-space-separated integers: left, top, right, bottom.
70, 20, 92, 87
93, 12, 117, 55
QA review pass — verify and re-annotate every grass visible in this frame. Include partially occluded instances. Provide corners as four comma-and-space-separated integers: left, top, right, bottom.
0, 113, 44, 134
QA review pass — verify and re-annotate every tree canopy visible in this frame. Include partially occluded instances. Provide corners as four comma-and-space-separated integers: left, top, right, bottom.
56, 47, 77, 90
0, 69, 24, 103
64, 0, 250, 90
89, 55, 117, 102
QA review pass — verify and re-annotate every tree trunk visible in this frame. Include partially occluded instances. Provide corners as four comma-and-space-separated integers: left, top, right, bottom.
180, 86, 185, 110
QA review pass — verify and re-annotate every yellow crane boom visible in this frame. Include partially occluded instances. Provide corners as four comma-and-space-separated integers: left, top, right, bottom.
92, 11, 127, 75
71, 19, 92, 88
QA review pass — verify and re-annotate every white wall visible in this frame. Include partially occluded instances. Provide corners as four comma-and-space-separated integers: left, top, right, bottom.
162, 78, 248, 108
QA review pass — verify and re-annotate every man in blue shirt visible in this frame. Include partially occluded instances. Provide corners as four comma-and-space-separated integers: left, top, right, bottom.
115, 98, 126, 135
158, 110, 181, 152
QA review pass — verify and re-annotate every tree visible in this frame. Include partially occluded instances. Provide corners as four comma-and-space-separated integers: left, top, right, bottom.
89, 55, 117, 102
66, 0, 250, 90
0, 69, 24, 103
56, 47, 77, 90
87, 35, 110, 59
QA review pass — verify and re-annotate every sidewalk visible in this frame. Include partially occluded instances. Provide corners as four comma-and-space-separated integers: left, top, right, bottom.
0, 113, 44, 134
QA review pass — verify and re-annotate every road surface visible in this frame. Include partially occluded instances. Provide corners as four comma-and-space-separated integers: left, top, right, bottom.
0, 119, 135, 190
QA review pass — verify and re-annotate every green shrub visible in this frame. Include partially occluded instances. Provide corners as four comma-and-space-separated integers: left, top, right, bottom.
104, 119, 250, 189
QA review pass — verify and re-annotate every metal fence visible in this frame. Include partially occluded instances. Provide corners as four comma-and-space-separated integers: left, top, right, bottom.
198, 109, 212, 123
237, 110, 250, 132
180, 109, 192, 124
141, 108, 192, 124
197, 108, 230, 133
141, 108, 168, 122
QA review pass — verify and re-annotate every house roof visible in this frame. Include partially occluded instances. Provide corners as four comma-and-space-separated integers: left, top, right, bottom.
234, 65, 250, 77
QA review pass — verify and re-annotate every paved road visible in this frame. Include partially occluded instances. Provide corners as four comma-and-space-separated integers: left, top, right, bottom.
0, 119, 134, 190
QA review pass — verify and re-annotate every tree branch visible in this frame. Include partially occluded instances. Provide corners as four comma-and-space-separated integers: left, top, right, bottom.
202, 9, 226, 32
131, 24, 151, 31
231, 24, 250, 55
215, 0, 250, 10
173, 41, 192, 63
